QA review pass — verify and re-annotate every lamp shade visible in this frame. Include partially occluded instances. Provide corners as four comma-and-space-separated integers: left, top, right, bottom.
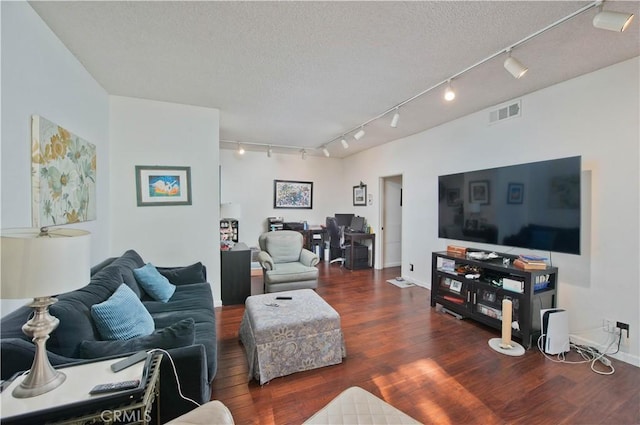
468, 203, 482, 214
1, 228, 90, 299
220, 203, 241, 220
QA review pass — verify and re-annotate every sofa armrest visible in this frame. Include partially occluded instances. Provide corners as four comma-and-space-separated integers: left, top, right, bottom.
0, 338, 81, 380
257, 251, 274, 271
157, 344, 211, 424
300, 249, 319, 267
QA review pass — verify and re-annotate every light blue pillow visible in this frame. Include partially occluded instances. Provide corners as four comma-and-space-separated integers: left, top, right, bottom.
91, 284, 155, 340
133, 263, 176, 302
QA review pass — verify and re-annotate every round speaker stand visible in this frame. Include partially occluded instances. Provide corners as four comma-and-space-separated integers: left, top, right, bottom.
488, 338, 525, 356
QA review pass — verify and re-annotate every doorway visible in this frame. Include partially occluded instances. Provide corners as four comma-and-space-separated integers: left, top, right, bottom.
380, 175, 403, 268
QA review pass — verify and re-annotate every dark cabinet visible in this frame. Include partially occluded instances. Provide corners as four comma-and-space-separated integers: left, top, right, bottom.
221, 243, 251, 305
431, 250, 558, 348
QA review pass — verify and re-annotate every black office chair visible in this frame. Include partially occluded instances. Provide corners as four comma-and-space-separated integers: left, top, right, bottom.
326, 217, 346, 265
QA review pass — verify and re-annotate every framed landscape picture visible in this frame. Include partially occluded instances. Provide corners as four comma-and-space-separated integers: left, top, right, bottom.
274, 180, 313, 209
136, 165, 192, 206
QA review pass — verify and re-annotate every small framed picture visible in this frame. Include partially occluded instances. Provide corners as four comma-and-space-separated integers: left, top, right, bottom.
353, 185, 367, 206
469, 180, 490, 205
446, 188, 461, 206
135, 166, 192, 207
450, 280, 462, 293
507, 182, 524, 204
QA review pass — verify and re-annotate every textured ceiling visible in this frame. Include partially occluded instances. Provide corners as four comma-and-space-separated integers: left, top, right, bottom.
29, 1, 640, 158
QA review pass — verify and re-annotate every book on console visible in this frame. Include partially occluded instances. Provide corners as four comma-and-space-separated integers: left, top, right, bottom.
514, 258, 548, 270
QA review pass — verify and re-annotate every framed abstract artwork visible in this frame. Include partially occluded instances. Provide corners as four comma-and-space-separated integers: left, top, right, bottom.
273, 180, 313, 209
31, 115, 97, 227
135, 165, 192, 206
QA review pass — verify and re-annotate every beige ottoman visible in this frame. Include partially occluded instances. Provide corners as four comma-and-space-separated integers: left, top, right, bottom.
239, 289, 346, 384
304, 386, 422, 424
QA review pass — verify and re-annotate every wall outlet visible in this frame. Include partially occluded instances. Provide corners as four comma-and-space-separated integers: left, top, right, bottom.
603, 318, 616, 333
409, 263, 414, 271
616, 321, 630, 338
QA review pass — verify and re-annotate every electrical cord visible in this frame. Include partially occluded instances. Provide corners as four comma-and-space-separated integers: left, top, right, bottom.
147, 348, 201, 408
537, 331, 617, 375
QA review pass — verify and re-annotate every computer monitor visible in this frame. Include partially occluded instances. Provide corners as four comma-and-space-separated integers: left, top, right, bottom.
349, 216, 365, 233
335, 213, 354, 227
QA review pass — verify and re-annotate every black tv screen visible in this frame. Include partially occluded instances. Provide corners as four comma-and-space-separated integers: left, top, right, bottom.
438, 156, 581, 255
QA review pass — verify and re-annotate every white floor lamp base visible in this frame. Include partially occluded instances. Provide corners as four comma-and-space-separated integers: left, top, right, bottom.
488, 338, 525, 356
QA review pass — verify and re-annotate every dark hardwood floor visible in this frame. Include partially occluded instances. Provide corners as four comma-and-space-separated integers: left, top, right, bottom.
211, 264, 639, 424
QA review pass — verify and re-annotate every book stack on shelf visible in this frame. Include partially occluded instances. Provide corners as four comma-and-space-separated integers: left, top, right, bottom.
514, 254, 548, 270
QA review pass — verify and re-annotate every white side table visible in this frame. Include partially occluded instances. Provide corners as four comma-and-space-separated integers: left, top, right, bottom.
1, 353, 162, 425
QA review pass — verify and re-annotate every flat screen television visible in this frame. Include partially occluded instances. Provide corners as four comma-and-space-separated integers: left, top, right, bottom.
438, 156, 581, 255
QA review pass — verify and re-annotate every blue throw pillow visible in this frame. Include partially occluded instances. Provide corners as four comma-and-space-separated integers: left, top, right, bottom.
91, 284, 155, 340
133, 263, 176, 302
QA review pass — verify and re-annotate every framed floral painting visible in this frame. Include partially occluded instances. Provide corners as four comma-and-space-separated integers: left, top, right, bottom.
31, 115, 97, 226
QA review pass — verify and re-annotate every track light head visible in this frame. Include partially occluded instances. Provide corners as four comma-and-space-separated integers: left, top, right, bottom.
267, 146, 272, 158
390, 109, 400, 128
354, 127, 365, 140
504, 54, 528, 79
238, 143, 245, 155
301, 149, 307, 160
444, 80, 456, 102
322, 147, 330, 157
341, 138, 349, 149
593, 9, 634, 32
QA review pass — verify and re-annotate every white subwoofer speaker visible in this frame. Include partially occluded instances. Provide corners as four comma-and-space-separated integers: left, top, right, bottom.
540, 309, 570, 354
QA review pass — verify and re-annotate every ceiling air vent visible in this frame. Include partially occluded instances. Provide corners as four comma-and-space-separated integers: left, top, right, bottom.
489, 100, 521, 124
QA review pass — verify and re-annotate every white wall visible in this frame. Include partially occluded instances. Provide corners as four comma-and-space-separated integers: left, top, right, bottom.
220, 59, 639, 366
1, 2, 110, 315
109, 96, 221, 304
220, 149, 347, 247
344, 58, 640, 365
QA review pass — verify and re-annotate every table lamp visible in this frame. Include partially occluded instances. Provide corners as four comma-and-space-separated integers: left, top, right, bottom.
1, 227, 90, 398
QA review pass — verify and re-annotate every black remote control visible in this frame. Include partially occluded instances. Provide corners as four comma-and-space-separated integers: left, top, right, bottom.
275, 296, 292, 300
111, 351, 148, 373
89, 379, 140, 395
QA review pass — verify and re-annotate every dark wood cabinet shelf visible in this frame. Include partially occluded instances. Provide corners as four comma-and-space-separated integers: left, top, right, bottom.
431, 250, 558, 348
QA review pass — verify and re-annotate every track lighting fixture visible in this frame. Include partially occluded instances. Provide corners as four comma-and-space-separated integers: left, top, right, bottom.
226, 1, 634, 157
390, 108, 400, 128
504, 50, 528, 79
444, 80, 456, 102
593, 8, 634, 32
267, 145, 272, 158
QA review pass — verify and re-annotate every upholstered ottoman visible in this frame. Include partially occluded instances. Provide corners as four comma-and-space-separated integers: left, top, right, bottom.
303, 386, 422, 424
239, 289, 346, 384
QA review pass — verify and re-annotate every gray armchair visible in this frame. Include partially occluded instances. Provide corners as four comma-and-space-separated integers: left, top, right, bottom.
257, 231, 319, 293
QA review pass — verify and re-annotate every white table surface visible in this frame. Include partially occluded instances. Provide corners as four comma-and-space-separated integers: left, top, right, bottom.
1, 355, 146, 420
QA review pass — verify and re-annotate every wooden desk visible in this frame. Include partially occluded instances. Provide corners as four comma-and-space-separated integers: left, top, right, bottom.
344, 232, 375, 269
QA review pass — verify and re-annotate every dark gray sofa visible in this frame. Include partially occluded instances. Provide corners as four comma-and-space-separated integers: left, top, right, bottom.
0, 249, 216, 423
